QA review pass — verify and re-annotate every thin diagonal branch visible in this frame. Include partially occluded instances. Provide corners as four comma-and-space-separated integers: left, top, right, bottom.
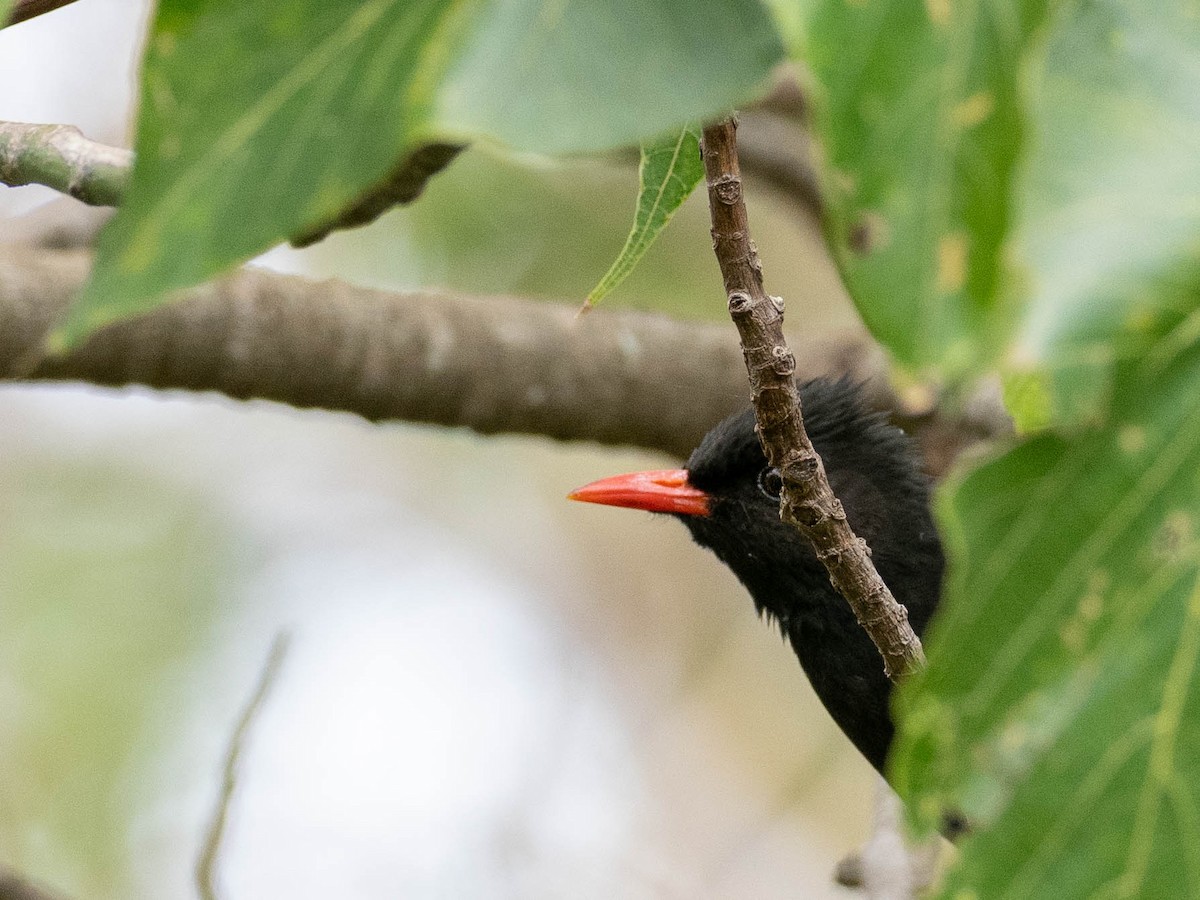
3, 0, 82, 27
196, 634, 291, 900
0, 121, 458, 247
701, 117, 925, 680
0, 122, 130, 205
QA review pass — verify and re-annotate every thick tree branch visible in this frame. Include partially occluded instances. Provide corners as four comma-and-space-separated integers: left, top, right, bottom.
701, 117, 925, 680
0, 244, 1002, 468
0, 246, 751, 456
0, 244, 1001, 465
0, 197, 111, 249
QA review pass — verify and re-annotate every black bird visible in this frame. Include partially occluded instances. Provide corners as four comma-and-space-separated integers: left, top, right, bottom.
569, 378, 944, 774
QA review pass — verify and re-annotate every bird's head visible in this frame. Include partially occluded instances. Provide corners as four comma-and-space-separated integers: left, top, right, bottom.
569, 378, 942, 634
569, 378, 944, 772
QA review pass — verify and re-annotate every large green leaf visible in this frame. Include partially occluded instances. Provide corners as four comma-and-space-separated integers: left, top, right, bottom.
804, 0, 1200, 401
586, 126, 703, 307
804, 0, 1052, 377
57, 0, 783, 347
881, 4, 1200, 892
893, 333, 1200, 894
432, 4, 781, 155
1006, 0, 1200, 425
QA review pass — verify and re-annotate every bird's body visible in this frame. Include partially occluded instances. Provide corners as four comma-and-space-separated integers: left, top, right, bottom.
570, 379, 943, 773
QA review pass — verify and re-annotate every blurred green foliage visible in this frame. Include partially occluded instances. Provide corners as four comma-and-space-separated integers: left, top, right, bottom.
805, 0, 1050, 379
0, 460, 239, 897
1008, 0, 1200, 426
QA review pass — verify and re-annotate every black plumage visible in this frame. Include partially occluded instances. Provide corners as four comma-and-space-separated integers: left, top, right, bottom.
680, 378, 943, 772
571, 378, 944, 773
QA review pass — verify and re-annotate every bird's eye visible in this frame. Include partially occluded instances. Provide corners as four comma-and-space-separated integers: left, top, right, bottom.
757, 466, 784, 500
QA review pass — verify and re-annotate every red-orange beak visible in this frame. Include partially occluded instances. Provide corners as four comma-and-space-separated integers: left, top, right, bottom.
568, 468, 711, 517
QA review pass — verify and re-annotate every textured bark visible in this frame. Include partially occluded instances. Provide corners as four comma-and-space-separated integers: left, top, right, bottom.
0, 247, 772, 457
0, 245, 1001, 467
0, 250, 748, 456
701, 118, 925, 680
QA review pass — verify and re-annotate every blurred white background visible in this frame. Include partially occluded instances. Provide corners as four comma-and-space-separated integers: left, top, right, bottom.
0, 3, 876, 897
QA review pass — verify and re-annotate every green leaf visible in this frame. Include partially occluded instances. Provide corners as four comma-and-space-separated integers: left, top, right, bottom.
58, 0, 784, 347
882, 4, 1200, 892
893, 338, 1200, 895
1006, 0, 1200, 425
804, 0, 1052, 377
586, 126, 703, 307
432, 1, 783, 156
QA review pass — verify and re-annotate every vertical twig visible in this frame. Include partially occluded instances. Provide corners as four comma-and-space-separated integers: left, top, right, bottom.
699, 117, 925, 680
196, 633, 291, 900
